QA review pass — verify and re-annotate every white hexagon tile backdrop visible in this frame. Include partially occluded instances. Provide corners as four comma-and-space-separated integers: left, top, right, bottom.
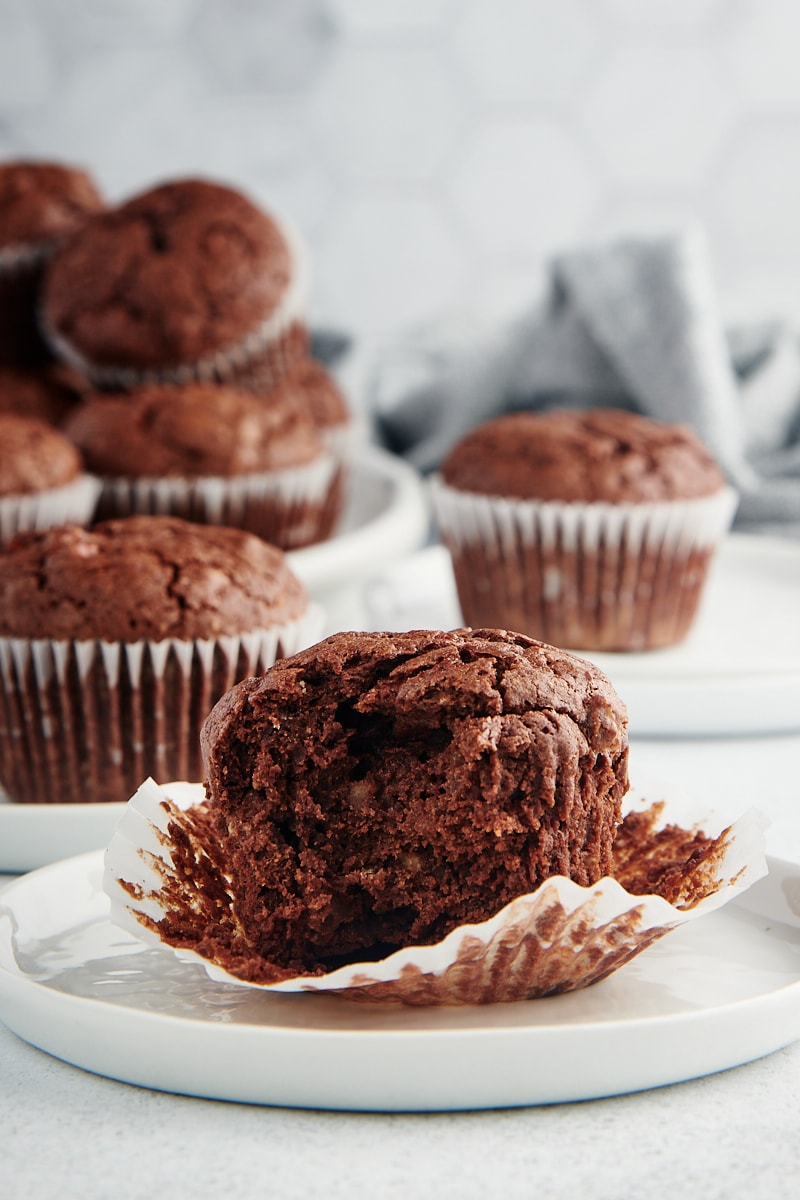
2, 0, 800, 388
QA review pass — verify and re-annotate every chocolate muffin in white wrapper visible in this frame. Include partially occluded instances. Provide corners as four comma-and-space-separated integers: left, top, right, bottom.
0, 516, 323, 805
101, 627, 766, 1007
0, 473, 100, 546
93, 453, 338, 551
104, 778, 766, 1006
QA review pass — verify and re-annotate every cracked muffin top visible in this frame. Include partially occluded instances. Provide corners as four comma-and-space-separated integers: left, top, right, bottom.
41, 178, 296, 373
64, 380, 323, 477
0, 161, 104, 256
0, 514, 308, 641
441, 408, 726, 503
193, 627, 629, 978
0, 414, 83, 495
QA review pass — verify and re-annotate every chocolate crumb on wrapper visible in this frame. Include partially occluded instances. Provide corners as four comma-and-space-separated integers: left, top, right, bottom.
103, 628, 767, 1005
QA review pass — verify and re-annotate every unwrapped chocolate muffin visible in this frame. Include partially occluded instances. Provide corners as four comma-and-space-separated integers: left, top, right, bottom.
432, 408, 738, 651
104, 626, 766, 1005
0, 515, 322, 804
64, 380, 337, 548
41, 177, 307, 389
0, 160, 104, 366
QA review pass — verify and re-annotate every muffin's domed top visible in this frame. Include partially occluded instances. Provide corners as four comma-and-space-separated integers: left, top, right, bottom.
0, 161, 104, 253
0, 414, 82, 495
64, 380, 323, 478
441, 408, 726, 503
0, 514, 308, 641
42, 178, 296, 372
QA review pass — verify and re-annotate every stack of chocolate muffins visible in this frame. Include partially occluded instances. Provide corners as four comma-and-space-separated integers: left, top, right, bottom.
0, 160, 356, 806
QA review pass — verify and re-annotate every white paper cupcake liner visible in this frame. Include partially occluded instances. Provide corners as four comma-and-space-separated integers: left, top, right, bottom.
103, 779, 766, 1007
40, 212, 309, 391
0, 604, 324, 806
94, 452, 338, 550
0, 240, 53, 275
431, 478, 739, 651
0, 473, 101, 546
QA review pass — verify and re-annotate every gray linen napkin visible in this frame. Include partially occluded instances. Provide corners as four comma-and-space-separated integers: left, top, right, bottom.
372, 227, 800, 533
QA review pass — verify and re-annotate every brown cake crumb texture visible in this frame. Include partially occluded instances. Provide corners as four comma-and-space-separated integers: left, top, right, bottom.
42, 178, 292, 372
0, 161, 104, 250
151, 628, 630, 982
64, 381, 323, 478
0, 514, 308, 642
0, 364, 87, 426
441, 407, 726, 503
0, 413, 82, 495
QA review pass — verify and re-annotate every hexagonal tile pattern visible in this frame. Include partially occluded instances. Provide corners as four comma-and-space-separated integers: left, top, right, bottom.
0, 1, 51, 109
580, 44, 737, 186
314, 198, 467, 334
723, 1, 800, 108
307, 44, 467, 183
601, 0, 724, 27
712, 122, 800, 268
191, 0, 334, 93
324, 0, 459, 37
453, 0, 598, 104
451, 119, 597, 259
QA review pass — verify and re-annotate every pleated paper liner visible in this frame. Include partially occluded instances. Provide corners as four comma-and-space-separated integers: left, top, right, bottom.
431, 478, 738, 651
40, 213, 310, 392
104, 779, 766, 1006
90, 451, 338, 550
0, 605, 324, 806
0, 473, 101, 546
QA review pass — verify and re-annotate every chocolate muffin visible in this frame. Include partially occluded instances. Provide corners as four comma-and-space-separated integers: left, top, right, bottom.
41, 177, 307, 389
253, 356, 357, 538
0, 161, 104, 366
0, 515, 319, 804
432, 408, 737, 651
0, 413, 99, 544
0, 363, 87, 426
185, 627, 629, 981
63, 380, 336, 548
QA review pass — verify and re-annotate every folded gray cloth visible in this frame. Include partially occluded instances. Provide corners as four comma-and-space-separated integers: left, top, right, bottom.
372, 227, 800, 533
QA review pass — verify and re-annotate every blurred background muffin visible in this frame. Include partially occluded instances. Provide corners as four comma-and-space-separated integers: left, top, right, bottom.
0, 413, 99, 545
0, 514, 322, 805
41, 177, 308, 391
64, 379, 337, 548
0, 160, 104, 367
0, 363, 88, 426
432, 408, 737, 651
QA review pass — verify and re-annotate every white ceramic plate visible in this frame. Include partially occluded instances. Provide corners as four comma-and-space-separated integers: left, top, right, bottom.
288, 443, 430, 632
0, 797, 126, 876
364, 534, 800, 736
1, 850, 799, 1111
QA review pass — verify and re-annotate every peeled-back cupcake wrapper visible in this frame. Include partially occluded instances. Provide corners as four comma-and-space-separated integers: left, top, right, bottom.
0, 474, 101, 545
103, 779, 767, 1006
430, 478, 738, 651
94, 453, 338, 550
39, 213, 310, 391
0, 606, 324, 805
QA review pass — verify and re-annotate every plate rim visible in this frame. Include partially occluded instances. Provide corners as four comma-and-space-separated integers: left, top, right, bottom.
1, 850, 800, 1110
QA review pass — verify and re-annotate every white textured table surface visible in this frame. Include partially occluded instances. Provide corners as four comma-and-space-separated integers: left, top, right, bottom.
2, 731, 799, 1200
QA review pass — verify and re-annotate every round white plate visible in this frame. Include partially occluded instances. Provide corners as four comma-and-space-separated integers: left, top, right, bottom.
1, 851, 799, 1111
364, 534, 800, 736
288, 443, 429, 632
0, 797, 126, 876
